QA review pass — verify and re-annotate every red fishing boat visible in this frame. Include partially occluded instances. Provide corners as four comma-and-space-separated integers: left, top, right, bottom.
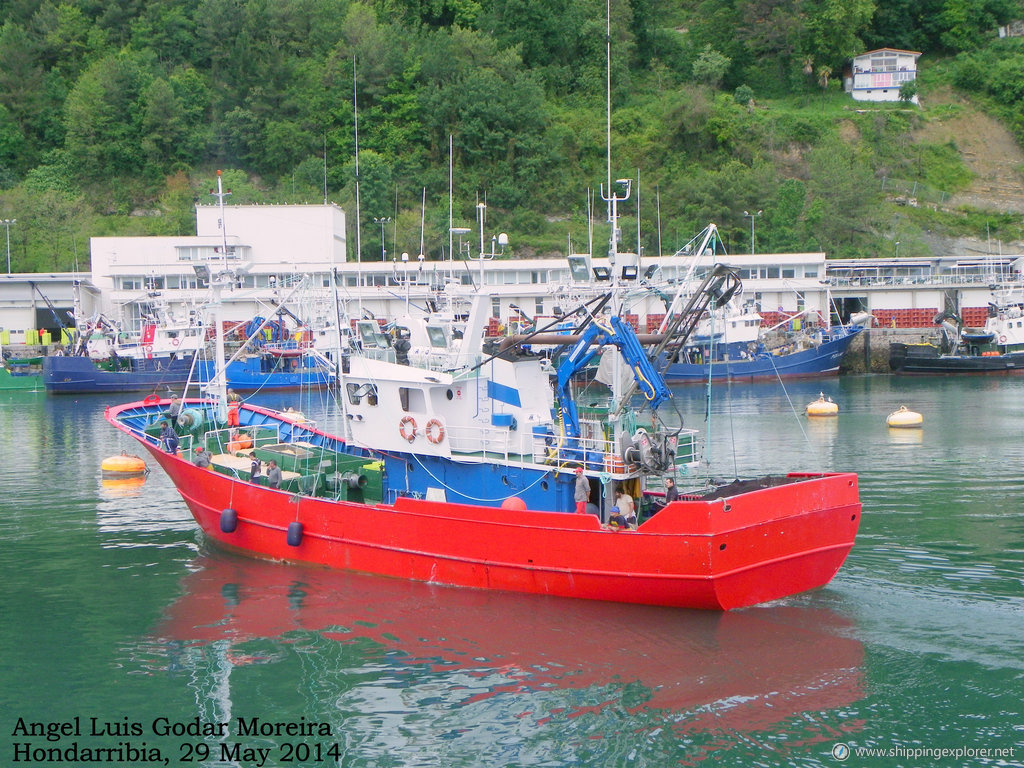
105, 170, 859, 611
105, 283, 859, 610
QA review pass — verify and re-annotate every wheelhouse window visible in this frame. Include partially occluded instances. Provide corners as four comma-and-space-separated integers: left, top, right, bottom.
399, 386, 426, 412
346, 382, 378, 406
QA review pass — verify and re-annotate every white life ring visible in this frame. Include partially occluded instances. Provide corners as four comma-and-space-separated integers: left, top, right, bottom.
171, 337, 180, 346
399, 416, 417, 442
143, 344, 153, 354
999, 335, 1007, 343
425, 419, 445, 444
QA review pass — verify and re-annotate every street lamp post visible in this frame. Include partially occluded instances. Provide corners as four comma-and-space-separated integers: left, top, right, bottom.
2, 218, 15, 274
743, 210, 762, 254
373, 217, 391, 262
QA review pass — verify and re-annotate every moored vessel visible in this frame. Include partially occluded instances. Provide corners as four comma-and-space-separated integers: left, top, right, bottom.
890, 294, 1024, 375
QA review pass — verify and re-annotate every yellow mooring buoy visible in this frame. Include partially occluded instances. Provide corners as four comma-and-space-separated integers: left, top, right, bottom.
100, 451, 148, 477
887, 405, 923, 428
806, 393, 839, 417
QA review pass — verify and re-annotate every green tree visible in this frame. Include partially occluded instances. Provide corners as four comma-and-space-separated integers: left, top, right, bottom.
0, 22, 44, 141
692, 45, 731, 88
899, 79, 918, 103
939, 0, 1019, 52
140, 78, 189, 176
805, 137, 879, 255
800, 0, 875, 71
382, 0, 483, 28
32, 2, 106, 79
63, 51, 152, 180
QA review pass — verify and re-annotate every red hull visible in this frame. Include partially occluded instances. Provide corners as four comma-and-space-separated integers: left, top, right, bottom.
130, 448, 858, 611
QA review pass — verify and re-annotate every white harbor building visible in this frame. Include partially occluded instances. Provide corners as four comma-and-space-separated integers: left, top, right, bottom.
0, 203, 1021, 345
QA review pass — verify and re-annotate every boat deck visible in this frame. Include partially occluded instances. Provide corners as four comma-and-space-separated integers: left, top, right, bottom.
208, 450, 302, 485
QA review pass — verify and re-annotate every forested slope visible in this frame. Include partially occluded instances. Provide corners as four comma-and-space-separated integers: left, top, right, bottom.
0, 0, 1022, 270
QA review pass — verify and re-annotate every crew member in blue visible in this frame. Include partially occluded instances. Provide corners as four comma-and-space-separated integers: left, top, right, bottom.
608, 506, 629, 529
160, 421, 179, 454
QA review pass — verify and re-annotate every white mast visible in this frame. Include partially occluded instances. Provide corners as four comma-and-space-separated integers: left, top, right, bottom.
448, 135, 454, 285
353, 56, 363, 318
605, 0, 612, 224
598, 0, 632, 516
209, 170, 231, 421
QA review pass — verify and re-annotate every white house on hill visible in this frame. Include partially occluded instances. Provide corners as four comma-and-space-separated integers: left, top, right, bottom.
845, 48, 921, 103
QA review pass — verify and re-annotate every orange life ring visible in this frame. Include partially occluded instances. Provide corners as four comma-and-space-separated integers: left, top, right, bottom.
425, 419, 445, 444
143, 394, 161, 404
399, 416, 417, 442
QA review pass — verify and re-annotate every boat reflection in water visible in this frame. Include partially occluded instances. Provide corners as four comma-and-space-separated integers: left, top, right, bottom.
99, 474, 147, 498
153, 552, 866, 749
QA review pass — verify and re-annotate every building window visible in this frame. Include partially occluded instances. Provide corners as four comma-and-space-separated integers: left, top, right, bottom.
782, 268, 795, 279
491, 297, 500, 318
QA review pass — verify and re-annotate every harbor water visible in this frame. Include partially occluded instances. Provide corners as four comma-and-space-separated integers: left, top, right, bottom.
1, 376, 1021, 767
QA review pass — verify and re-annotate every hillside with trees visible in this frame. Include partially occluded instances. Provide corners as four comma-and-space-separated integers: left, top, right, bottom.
1, 0, 1023, 271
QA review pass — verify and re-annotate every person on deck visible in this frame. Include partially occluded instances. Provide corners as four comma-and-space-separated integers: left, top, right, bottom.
192, 446, 212, 468
250, 457, 262, 483
608, 506, 629, 529
615, 488, 635, 525
664, 477, 679, 504
266, 460, 282, 489
574, 467, 589, 514
164, 396, 183, 426
159, 422, 179, 454
226, 389, 241, 427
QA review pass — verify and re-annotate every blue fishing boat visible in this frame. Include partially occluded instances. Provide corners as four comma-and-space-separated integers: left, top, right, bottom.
222, 348, 335, 392
42, 350, 334, 395
660, 323, 864, 383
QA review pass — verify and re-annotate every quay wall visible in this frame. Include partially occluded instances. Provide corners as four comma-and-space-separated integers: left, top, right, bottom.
841, 327, 939, 373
